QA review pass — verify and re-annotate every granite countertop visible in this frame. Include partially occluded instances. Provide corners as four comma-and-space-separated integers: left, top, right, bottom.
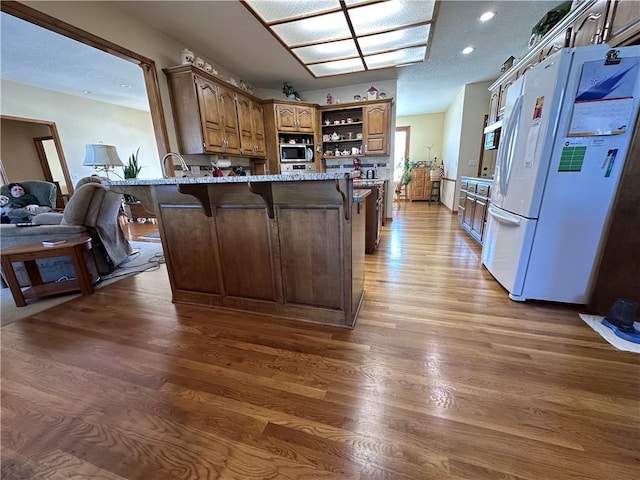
106, 172, 358, 186
460, 176, 493, 182
353, 178, 385, 188
353, 189, 371, 203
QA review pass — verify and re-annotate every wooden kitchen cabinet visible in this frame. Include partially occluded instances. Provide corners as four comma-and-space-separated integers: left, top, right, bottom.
354, 182, 385, 253
458, 177, 491, 245
605, 0, 640, 46
237, 95, 266, 157
164, 65, 266, 157
363, 102, 391, 155
122, 177, 366, 328
319, 99, 393, 159
409, 167, 433, 201
263, 100, 318, 174
274, 103, 316, 132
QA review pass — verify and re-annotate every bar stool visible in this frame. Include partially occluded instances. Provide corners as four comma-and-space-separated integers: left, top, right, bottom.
428, 180, 441, 206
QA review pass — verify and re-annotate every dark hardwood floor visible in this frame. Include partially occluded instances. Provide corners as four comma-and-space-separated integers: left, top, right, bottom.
2, 202, 638, 479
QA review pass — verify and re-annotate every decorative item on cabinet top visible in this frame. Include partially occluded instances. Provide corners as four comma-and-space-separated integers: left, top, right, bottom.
282, 81, 301, 101
175, 50, 255, 94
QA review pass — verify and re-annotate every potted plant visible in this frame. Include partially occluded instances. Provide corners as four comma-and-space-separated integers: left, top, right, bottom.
122, 148, 155, 223
123, 148, 141, 204
123, 147, 142, 179
282, 81, 300, 101
394, 157, 414, 200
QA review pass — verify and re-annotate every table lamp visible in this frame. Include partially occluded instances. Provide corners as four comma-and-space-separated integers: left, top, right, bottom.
83, 144, 124, 178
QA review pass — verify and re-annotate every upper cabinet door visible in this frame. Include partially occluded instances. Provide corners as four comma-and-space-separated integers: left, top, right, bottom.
238, 95, 267, 157
251, 101, 266, 157
364, 103, 390, 155
605, 0, 640, 46
237, 95, 255, 155
275, 105, 296, 131
295, 105, 315, 132
275, 104, 315, 132
196, 78, 226, 153
219, 86, 241, 155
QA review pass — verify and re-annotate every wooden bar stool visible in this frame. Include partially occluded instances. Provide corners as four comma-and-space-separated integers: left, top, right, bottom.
428, 180, 441, 206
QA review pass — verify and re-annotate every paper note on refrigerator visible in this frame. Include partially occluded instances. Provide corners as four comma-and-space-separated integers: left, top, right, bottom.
568, 56, 639, 137
523, 122, 541, 168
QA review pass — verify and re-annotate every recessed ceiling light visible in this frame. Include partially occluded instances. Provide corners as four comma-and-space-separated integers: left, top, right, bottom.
82, 90, 92, 94
120, 84, 132, 88
462, 46, 475, 55
480, 11, 495, 22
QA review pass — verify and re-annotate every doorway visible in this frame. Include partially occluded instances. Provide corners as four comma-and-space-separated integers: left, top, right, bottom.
394, 126, 411, 201
0, 116, 72, 204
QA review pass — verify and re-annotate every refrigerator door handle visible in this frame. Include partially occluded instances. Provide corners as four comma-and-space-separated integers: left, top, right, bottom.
488, 204, 521, 226
500, 95, 523, 195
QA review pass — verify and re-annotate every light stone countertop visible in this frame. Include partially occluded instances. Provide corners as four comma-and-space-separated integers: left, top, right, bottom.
353, 179, 386, 188
352, 189, 371, 203
106, 172, 358, 186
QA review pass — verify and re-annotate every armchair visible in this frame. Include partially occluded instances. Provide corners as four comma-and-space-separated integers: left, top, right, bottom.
1, 177, 133, 287
0, 180, 56, 223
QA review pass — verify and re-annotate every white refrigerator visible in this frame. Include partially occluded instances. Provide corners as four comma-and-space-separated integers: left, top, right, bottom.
481, 45, 640, 304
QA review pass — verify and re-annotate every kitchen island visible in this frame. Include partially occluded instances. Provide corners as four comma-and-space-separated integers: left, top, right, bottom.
108, 173, 367, 328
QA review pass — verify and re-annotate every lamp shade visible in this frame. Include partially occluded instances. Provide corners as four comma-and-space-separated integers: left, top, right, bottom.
83, 144, 124, 167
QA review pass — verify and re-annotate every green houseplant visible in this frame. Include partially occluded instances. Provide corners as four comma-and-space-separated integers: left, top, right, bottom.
394, 157, 414, 198
123, 148, 142, 179
282, 81, 300, 101
123, 148, 141, 204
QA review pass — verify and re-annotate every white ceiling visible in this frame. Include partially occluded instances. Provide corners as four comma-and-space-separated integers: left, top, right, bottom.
1, 1, 561, 116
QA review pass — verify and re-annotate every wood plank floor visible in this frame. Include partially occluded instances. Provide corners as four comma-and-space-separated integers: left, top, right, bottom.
2, 202, 639, 479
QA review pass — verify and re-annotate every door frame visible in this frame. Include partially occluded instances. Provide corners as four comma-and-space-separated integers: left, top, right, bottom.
0, 115, 73, 196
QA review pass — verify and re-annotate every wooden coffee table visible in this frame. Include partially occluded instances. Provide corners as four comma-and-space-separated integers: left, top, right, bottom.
0, 236, 99, 307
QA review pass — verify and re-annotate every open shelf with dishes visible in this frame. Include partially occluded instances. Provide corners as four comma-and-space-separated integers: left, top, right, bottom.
319, 100, 391, 158
321, 107, 363, 158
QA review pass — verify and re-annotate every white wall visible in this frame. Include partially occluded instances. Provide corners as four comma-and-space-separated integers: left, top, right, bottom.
459, 82, 492, 178
441, 81, 491, 211
442, 88, 465, 210
1, 80, 162, 182
396, 113, 445, 163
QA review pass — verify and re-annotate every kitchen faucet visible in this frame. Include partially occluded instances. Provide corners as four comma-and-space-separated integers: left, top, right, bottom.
161, 152, 190, 178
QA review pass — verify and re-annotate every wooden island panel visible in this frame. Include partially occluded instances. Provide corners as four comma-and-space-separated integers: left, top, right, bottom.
159, 205, 220, 295
279, 207, 344, 309
216, 207, 279, 301
125, 176, 366, 328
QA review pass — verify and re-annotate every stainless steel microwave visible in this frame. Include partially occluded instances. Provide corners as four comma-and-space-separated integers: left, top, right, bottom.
280, 144, 314, 162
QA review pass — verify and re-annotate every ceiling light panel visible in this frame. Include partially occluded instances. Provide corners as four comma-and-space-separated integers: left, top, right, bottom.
348, 0, 435, 36
358, 24, 430, 55
364, 46, 426, 69
241, 0, 438, 78
271, 12, 351, 46
293, 39, 359, 63
307, 57, 365, 77
245, 0, 340, 23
